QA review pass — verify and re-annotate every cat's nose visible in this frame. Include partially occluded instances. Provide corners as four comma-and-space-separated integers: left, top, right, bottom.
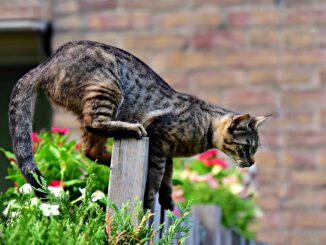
249, 157, 255, 165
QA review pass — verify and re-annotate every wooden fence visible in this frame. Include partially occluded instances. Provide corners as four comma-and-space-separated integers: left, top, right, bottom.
107, 138, 267, 245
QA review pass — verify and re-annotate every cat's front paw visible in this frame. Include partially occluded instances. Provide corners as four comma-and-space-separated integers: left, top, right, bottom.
159, 195, 175, 211
130, 123, 147, 139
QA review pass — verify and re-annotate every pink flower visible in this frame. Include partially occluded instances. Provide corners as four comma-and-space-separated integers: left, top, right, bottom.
49, 180, 62, 187
198, 149, 219, 161
172, 188, 185, 203
205, 158, 228, 168
198, 149, 228, 169
31, 132, 42, 143
172, 208, 180, 217
51, 127, 70, 134
75, 142, 81, 150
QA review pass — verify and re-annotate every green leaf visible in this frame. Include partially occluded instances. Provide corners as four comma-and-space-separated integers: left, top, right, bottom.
0, 148, 16, 160
49, 146, 60, 159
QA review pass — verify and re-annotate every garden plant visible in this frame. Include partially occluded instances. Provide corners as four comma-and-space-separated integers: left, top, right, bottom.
0, 128, 260, 243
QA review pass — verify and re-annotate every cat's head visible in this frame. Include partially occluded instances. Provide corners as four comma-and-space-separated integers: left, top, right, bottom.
212, 114, 269, 168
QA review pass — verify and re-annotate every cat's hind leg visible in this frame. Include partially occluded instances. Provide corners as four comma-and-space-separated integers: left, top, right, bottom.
81, 129, 111, 166
158, 158, 174, 210
144, 139, 167, 210
82, 80, 147, 138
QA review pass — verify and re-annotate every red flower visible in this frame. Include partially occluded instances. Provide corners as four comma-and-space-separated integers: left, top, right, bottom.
75, 142, 81, 150
7, 157, 16, 162
198, 149, 228, 169
49, 180, 62, 187
31, 132, 42, 143
205, 158, 228, 168
51, 127, 70, 134
198, 149, 219, 161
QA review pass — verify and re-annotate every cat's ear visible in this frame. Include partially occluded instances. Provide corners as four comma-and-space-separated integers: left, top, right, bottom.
229, 114, 251, 129
252, 114, 271, 128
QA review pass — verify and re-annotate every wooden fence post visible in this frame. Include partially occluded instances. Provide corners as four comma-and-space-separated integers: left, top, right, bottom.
107, 137, 149, 217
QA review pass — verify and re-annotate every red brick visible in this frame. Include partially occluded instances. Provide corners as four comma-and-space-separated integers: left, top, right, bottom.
122, 0, 184, 11
54, 1, 78, 15
250, 30, 279, 48
259, 211, 294, 229
282, 150, 317, 169
54, 15, 83, 31
260, 132, 280, 148
284, 190, 322, 209
289, 232, 321, 245
284, 132, 326, 148
86, 12, 150, 30
222, 90, 276, 111
257, 230, 289, 245
155, 9, 219, 29
79, 0, 117, 11
222, 50, 279, 68
188, 70, 243, 90
255, 151, 278, 167
281, 89, 326, 111
279, 69, 315, 88
294, 211, 326, 227
257, 196, 280, 211
193, 31, 245, 50
194, 0, 242, 5
291, 170, 326, 187
122, 34, 187, 51
159, 72, 189, 91
319, 151, 326, 167
246, 69, 279, 85
151, 51, 220, 72
284, 29, 326, 49
283, 50, 326, 65
288, 8, 326, 25
263, 112, 315, 132
0, 4, 42, 19
83, 32, 118, 46
256, 169, 280, 184
227, 9, 281, 28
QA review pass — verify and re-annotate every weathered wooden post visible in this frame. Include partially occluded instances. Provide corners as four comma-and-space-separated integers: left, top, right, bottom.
107, 137, 149, 217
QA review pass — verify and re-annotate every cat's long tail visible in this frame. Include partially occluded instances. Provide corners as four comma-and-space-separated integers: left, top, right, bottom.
8, 65, 45, 196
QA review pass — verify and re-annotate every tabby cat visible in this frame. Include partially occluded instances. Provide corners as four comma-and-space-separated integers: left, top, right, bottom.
9, 40, 268, 210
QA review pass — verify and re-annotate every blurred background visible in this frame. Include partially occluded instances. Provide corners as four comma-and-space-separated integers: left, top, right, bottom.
1, 0, 326, 244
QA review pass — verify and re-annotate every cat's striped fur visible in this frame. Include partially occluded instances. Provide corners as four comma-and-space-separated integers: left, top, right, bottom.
9, 41, 268, 210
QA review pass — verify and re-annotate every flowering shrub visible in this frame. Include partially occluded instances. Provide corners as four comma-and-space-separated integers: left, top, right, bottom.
0, 130, 191, 244
0, 129, 259, 241
173, 149, 260, 238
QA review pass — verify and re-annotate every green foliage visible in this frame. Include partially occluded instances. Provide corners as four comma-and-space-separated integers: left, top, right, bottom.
0, 129, 258, 241
0, 130, 191, 244
0, 170, 191, 245
173, 150, 259, 238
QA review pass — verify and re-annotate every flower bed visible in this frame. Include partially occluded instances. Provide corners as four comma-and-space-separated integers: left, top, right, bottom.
0, 129, 260, 243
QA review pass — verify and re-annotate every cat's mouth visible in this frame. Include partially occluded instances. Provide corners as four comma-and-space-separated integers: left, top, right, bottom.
237, 160, 254, 168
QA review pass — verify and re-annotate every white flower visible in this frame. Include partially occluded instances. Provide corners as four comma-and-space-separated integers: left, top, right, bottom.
3, 200, 15, 216
91, 190, 105, 202
19, 183, 32, 194
48, 186, 64, 198
39, 203, 60, 216
30, 197, 39, 206
11, 211, 18, 218
229, 183, 244, 194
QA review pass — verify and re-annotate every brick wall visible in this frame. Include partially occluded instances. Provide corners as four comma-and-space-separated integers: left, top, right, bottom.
9, 0, 326, 244
0, 0, 51, 20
